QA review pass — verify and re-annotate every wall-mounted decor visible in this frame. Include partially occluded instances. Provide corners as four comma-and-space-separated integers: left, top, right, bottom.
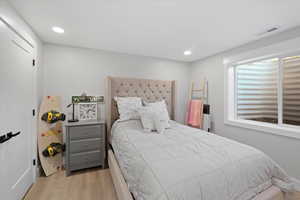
72, 96, 104, 104
78, 103, 97, 121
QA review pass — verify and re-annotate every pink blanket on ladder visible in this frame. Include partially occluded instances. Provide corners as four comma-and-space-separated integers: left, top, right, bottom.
186, 100, 204, 128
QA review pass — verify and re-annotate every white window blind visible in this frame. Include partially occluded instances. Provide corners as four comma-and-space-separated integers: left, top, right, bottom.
283, 56, 300, 126
236, 59, 278, 123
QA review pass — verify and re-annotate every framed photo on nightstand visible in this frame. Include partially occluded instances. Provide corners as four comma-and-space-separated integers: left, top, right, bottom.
78, 103, 97, 121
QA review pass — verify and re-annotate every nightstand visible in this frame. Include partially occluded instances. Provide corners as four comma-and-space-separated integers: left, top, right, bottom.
65, 120, 106, 176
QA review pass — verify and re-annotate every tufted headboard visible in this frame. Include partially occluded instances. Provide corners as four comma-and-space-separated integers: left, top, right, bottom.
106, 76, 177, 142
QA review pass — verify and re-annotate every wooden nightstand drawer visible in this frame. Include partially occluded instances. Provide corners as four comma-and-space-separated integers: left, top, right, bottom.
69, 125, 103, 141
69, 151, 103, 171
70, 138, 102, 154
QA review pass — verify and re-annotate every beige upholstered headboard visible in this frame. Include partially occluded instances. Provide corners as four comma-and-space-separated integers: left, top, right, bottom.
106, 76, 177, 142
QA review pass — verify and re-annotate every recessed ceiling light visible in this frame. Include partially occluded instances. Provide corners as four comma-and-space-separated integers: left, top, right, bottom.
52, 26, 64, 34
184, 50, 192, 56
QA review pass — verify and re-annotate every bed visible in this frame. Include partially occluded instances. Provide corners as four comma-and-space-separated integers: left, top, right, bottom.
106, 76, 296, 200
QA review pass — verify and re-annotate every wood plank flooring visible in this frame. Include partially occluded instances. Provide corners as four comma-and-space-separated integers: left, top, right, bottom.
21, 167, 300, 200
23, 168, 117, 200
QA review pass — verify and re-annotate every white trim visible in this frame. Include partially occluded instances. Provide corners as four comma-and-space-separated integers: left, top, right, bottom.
224, 63, 236, 123
224, 119, 300, 140
234, 66, 238, 120
278, 58, 283, 125
32, 58, 38, 182
0, 17, 34, 48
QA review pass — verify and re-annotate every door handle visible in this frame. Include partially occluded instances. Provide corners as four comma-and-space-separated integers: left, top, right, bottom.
0, 132, 12, 144
0, 131, 21, 144
0, 135, 9, 143
7, 131, 21, 138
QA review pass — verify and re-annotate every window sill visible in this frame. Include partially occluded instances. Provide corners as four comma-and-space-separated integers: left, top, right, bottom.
224, 119, 300, 140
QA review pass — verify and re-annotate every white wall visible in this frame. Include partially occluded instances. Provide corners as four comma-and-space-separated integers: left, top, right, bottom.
0, 0, 43, 179
190, 27, 300, 179
43, 44, 190, 123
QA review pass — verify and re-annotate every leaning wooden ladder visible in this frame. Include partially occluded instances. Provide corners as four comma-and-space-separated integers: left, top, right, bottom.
186, 78, 210, 130
188, 78, 208, 103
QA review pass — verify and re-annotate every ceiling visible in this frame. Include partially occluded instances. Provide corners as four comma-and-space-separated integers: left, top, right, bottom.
9, 0, 300, 62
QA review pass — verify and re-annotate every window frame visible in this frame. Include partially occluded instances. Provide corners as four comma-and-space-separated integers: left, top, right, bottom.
224, 49, 300, 140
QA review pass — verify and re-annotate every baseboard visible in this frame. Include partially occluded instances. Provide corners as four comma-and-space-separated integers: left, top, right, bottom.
291, 178, 300, 191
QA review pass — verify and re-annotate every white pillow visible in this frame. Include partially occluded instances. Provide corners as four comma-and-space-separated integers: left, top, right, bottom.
153, 116, 168, 134
114, 97, 142, 121
137, 107, 155, 132
137, 107, 168, 134
144, 100, 170, 128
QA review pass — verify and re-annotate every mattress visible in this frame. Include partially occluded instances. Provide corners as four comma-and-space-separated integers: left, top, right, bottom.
111, 120, 295, 200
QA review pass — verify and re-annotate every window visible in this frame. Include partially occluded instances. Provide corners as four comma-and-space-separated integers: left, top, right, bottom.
282, 56, 300, 126
236, 58, 279, 124
226, 52, 300, 137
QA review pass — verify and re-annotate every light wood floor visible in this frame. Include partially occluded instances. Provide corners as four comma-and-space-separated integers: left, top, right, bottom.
22, 168, 300, 200
23, 168, 117, 200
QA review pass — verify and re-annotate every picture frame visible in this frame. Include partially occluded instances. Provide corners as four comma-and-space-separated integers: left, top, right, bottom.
78, 103, 97, 121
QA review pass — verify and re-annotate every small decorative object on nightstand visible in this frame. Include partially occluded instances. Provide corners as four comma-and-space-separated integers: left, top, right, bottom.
65, 120, 106, 176
78, 103, 97, 121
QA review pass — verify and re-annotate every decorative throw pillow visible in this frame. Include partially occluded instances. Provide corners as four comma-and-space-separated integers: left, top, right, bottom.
137, 107, 168, 134
153, 115, 168, 134
114, 97, 142, 121
137, 107, 155, 132
144, 100, 170, 128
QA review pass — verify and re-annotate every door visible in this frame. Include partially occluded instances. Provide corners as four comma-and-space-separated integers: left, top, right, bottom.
0, 18, 34, 200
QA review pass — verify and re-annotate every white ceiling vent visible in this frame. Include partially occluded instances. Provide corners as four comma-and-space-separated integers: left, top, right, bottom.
257, 27, 280, 37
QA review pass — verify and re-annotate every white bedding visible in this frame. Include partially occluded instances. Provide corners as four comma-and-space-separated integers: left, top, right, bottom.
111, 120, 295, 200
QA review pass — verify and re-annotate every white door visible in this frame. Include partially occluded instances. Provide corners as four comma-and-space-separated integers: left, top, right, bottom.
0, 18, 34, 200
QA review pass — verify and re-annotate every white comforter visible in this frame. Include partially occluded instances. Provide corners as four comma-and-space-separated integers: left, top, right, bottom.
111, 120, 294, 200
